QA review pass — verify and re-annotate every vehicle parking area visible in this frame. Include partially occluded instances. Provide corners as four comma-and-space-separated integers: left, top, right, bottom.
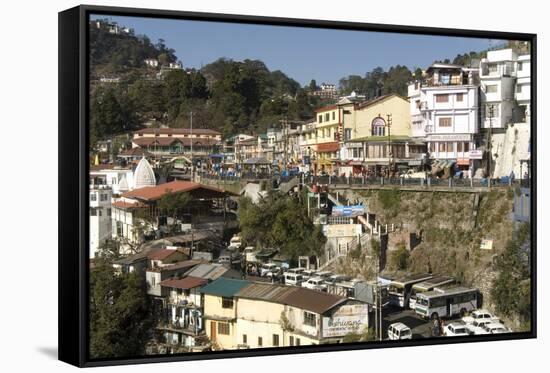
383, 306, 463, 339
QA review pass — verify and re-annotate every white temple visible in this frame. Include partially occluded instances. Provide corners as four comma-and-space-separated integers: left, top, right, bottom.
133, 156, 156, 189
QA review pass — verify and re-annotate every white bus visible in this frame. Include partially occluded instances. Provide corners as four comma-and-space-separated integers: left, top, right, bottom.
408, 276, 456, 310
415, 286, 479, 319
388, 273, 433, 308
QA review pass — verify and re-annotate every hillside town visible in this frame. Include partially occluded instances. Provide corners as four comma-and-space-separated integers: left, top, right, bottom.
88, 20, 531, 358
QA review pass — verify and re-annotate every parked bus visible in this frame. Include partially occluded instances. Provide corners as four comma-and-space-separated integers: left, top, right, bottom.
408, 276, 456, 309
415, 286, 479, 319
388, 273, 433, 308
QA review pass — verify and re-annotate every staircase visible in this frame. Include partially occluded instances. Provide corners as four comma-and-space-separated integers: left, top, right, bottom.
318, 232, 370, 270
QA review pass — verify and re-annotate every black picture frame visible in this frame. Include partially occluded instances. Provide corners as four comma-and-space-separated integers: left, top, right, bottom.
58, 4, 537, 368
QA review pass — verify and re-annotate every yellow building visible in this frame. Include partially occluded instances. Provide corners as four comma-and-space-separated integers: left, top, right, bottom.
313, 105, 341, 174
201, 278, 251, 350
340, 94, 426, 176
234, 282, 370, 348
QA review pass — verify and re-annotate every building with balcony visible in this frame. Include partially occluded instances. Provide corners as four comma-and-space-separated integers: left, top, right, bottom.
408, 63, 480, 173
339, 94, 424, 176
312, 105, 341, 174
479, 48, 522, 129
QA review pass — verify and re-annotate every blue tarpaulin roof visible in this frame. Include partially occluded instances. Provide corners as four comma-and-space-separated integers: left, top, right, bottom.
200, 278, 250, 298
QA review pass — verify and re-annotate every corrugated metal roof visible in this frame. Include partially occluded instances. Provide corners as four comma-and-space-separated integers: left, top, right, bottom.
236, 283, 347, 314
185, 263, 228, 280
200, 278, 250, 298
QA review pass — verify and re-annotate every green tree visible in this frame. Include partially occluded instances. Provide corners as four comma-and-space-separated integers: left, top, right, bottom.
90, 244, 156, 359
491, 223, 531, 326
157, 191, 191, 234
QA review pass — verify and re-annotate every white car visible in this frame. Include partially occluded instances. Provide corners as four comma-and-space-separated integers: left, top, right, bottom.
260, 263, 278, 277
388, 322, 412, 340
443, 322, 469, 337
477, 323, 511, 335
465, 319, 494, 335
302, 277, 327, 291
284, 273, 304, 286
301, 270, 317, 281
462, 309, 497, 325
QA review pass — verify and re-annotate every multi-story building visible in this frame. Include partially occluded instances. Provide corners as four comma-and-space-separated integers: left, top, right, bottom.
339, 94, 425, 176
408, 63, 480, 174
201, 278, 251, 350
312, 105, 341, 174
478, 48, 531, 178
89, 184, 112, 258
131, 128, 222, 159
309, 83, 339, 100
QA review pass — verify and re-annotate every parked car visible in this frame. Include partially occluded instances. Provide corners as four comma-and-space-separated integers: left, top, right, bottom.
284, 273, 304, 286
443, 322, 469, 337
315, 271, 333, 280
301, 269, 317, 281
462, 309, 498, 325
465, 319, 495, 335
477, 323, 511, 335
228, 235, 242, 250
400, 170, 427, 179
260, 263, 279, 277
302, 277, 327, 292
325, 274, 352, 286
388, 323, 412, 340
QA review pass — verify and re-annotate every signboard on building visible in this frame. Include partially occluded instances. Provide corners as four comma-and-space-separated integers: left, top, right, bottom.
427, 134, 471, 142
322, 304, 370, 338
332, 205, 365, 217
469, 150, 483, 159
480, 239, 493, 250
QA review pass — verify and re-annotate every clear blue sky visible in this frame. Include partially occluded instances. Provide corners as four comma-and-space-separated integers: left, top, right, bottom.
92, 15, 500, 86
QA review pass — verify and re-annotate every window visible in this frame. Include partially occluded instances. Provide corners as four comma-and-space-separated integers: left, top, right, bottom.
517, 85, 523, 93
116, 222, 123, 236
218, 322, 230, 335
325, 113, 330, 121
486, 85, 498, 94
98, 209, 102, 217
464, 142, 470, 152
429, 142, 435, 153
90, 208, 97, 216
371, 117, 386, 136
221, 297, 234, 309
517, 62, 523, 71
107, 208, 111, 216
289, 336, 294, 346
457, 142, 463, 153
344, 128, 352, 141
439, 117, 452, 127
485, 103, 500, 118
242, 334, 247, 344
318, 115, 323, 123
435, 94, 449, 103
258, 336, 263, 347
296, 338, 301, 346
90, 193, 97, 202
303, 311, 316, 327
332, 111, 336, 120
100, 193, 108, 201
488, 63, 498, 73
151, 276, 156, 287
456, 93, 464, 102
272, 334, 280, 347
439, 142, 446, 152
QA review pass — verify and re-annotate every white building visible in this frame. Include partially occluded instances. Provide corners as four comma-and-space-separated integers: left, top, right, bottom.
479, 49, 520, 129
478, 48, 531, 178
144, 58, 159, 68
89, 185, 112, 258
408, 63, 480, 173
90, 166, 135, 195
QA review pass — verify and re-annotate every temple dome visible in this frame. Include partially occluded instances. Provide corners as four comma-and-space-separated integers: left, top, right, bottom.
133, 157, 156, 189
118, 174, 129, 192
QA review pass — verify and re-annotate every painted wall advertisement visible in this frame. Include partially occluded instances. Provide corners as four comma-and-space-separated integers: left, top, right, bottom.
322, 304, 370, 338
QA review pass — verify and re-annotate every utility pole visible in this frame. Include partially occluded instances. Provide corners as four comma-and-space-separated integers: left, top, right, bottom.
190, 111, 194, 181
486, 105, 494, 186
386, 114, 393, 177
283, 116, 288, 173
